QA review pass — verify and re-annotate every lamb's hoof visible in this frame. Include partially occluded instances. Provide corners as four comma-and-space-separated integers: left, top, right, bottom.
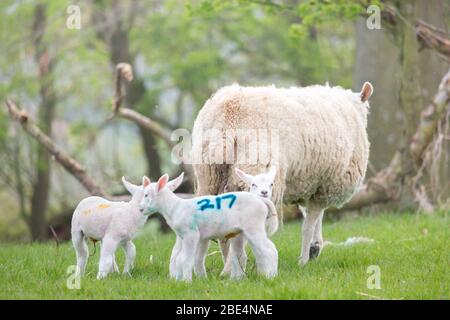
96, 271, 108, 280
309, 242, 322, 260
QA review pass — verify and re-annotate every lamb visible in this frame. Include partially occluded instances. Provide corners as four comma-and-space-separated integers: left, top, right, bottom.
221, 166, 279, 276
191, 82, 373, 266
71, 175, 181, 279
139, 173, 278, 281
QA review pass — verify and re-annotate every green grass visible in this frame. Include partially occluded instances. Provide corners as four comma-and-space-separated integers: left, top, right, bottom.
0, 211, 448, 299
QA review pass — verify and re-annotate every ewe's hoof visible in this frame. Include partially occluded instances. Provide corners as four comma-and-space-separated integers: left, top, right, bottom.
309, 242, 322, 260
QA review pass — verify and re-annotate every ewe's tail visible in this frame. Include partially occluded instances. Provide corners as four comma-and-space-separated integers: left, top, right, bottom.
261, 198, 279, 236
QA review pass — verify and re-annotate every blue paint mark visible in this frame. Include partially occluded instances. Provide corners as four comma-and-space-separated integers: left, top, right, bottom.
197, 199, 214, 211
215, 197, 222, 210
196, 194, 238, 212
221, 194, 237, 208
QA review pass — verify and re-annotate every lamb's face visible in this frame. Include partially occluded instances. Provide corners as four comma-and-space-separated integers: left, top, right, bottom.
139, 172, 185, 215
250, 173, 275, 198
139, 184, 159, 216
235, 166, 276, 199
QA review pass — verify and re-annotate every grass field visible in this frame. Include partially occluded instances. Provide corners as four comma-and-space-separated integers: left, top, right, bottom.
0, 211, 448, 300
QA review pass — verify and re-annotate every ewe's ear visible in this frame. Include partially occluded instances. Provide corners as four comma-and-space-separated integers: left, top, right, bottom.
168, 172, 184, 192
235, 168, 253, 185
267, 166, 277, 180
142, 176, 151, 188
360, 82, 373, 102
122, 177, 139, 195
157, 174, 169, 192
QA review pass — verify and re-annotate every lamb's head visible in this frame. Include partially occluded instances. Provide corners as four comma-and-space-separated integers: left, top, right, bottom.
139, 172, 184, 215
234, 166, 276, 199
122, 176, 151, 202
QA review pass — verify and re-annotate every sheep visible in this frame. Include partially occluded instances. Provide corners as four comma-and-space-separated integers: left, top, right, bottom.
71, 175, 181, 279
191, 82, 373, 266
220, 166, 279, 276
139, 173, 278, 281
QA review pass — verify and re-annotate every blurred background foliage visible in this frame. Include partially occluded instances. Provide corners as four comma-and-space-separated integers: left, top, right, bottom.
0, 0, 449, 242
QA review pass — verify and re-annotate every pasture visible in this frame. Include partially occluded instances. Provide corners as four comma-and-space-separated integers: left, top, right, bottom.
0, 211, 448, 300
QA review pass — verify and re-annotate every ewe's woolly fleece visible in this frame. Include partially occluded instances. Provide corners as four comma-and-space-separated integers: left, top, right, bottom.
192, 83, 370, 210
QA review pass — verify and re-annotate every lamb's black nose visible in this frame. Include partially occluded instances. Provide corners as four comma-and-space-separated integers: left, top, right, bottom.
261, 190, 268, 197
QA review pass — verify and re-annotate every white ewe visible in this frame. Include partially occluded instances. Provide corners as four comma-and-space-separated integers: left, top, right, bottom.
139, 173, 278, 281
71, 175, 181, 279
192, 82, 373, 265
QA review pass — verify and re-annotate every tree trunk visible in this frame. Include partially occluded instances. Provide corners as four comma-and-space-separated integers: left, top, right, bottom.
92, 2, 163, 179
353, 18, 401, 172
30, 4, 56, 241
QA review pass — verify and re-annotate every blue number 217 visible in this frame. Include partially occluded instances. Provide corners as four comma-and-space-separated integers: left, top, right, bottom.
197, 194, 237, 211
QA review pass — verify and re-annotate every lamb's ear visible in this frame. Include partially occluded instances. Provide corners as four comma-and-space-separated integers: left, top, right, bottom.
122, 177, 139, 195
142, 176, 151, 188
168, 172, 184, 192
360, 82, 373, 102
267, 166, 277, 180
157, 174, 169, 192
235, 168, 253, 185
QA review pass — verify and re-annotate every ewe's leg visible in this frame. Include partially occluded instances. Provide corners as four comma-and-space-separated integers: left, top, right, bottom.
122, 240, 136, 275
230, 235, 247, 280
310, 211, 324, 260
170, 236, 183, 279
245, 231, 278, 278
178, 233, 199, 281
300, 206, 323, 266
72, 231, 88, 276
97, 237, 119, 279
194, 240, 209, 278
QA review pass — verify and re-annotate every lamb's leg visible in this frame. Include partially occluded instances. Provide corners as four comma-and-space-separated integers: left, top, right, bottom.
310, 211, 324, 260
112, 253, 120, 273
97, 236, 119, 279
178, 232, 199, 282
229, 234, 247, 280
219, 240, 232, 276
72, 230, 88, 276
170, 236, 183, 279
194, 240, 209, 278
300, 206, 323, 266
245, 231, 278, 278
122, 240, 136, 275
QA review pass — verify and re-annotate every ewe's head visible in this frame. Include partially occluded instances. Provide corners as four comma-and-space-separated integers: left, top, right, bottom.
139, 172, 184, 215
234, 166, 276, 199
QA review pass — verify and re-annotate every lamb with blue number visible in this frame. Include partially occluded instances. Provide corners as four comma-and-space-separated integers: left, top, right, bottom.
139, 172, 278, 281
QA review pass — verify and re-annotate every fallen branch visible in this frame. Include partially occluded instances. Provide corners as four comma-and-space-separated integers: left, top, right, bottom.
331, 68, 450, 213
5, 99, 106, 197
380, 3, 450, 62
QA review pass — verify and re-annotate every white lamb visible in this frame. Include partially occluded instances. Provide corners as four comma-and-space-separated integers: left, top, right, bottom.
71, 175, 181, 279
220, 166, 279, 276
139, 173, 278, 281
192, 82, 373, 266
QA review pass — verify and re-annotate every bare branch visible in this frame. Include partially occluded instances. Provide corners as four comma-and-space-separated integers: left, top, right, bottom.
111, 62, 174, 146
5, 99, 106, 197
